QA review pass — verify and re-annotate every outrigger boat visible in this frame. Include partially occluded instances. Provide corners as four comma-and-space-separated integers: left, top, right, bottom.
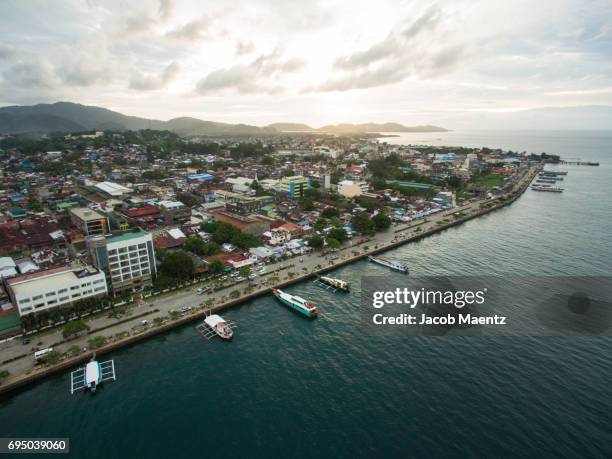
70, 357, 116, 394
368, 256, 409, 274
315, 275, 350, 292
196, 314, 236, 340
273, 289, 318, 318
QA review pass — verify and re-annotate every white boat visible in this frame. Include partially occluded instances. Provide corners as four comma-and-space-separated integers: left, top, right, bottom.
203, 314, 234, 340
316, 276, 350, 292
273, 289, 319, 318
70, 358, 116, 394
368, 256, 409, 273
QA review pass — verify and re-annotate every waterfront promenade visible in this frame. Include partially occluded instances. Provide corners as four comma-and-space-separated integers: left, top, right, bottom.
0, 164, 540, 394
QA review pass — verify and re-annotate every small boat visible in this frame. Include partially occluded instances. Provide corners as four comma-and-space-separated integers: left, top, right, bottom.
203, 314, 234, 340
273, 289, 318, 318
70, 358, 116, 394
368, 256, 409, 273
317, 275, 350, 292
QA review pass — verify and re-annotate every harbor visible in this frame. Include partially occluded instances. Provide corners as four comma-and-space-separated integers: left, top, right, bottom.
0, 132, 610, 459
0, 163, 540, 395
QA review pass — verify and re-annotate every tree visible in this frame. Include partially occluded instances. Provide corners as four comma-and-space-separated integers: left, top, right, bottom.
352, 212, 376, 235
314, 217, 327, 232
239, 266, 252, 278
88, 336, 107, 349
321, 207, 339, 218
326, 237, 341, 250
207, 259, 225, 275
46, 350, 61, 365
62, 319, 90, 339
307, 236, 324, 249
329, 216, 342, 227
328, 227, 348, 243
372, 212, 392, 230
159, 251, 195, 280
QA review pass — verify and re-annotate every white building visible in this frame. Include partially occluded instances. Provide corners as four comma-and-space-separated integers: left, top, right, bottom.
88, 231, 157, 295
95, 181, 132, 197
337, 180, 369, 198
6, 266, 108, 316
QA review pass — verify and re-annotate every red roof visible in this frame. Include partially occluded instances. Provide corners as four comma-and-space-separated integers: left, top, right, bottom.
125, 205, 160, 218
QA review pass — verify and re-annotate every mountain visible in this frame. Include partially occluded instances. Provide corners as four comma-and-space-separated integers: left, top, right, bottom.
267, 122, 447, 133
266, 123, 315, 132
0, 102, 274, 136
317, 123, 448, 133
0, 101, 448, 136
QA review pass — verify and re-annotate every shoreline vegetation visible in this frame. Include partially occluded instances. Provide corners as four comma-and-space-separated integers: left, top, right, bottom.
0, 164, 540, 396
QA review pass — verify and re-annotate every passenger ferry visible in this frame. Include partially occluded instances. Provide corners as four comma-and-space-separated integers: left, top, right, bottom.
368, 256, 409, 273
531, 185, 563, 192
317, 276, 350, 292
273, 290, 318, 318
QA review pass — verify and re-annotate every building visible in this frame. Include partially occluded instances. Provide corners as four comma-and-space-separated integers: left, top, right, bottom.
87, 231, 157, 295
212, 211, 272, 236
213, 190, 274, 215
280, 175, 310, 198
5, 265, 108, 316
70, 207, 110, 236
338, 180, 369, 198
158, 200, 191, 225
94, 181, 132, 198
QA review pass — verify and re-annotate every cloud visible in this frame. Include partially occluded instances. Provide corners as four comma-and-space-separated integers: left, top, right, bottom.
129, 62, 180, 90
0, 44, 13, 61
165, 16, 212, 41
158, 0, 173, 21
235, 40, 255, 56
196, 50, 305, 94
2, 60, 58, 90
315, 6, 462, 92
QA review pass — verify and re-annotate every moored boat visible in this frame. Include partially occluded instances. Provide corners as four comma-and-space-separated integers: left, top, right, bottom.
531, 185, 563, 192
273, 289, 318, 318
203, 314, 234, 340
317, 276, 350, 292
368, 256, 409, 273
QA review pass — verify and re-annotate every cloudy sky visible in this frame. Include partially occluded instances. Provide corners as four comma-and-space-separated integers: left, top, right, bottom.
1, 0, 612, 128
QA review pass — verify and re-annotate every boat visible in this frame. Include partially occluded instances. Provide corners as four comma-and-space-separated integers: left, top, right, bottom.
317, 275, 350, 292
368, 256, 409, 273
70, 357, 116, 394
531, 185, 563, 192
536, 179, 555, 184
203, 314, 234, 340
273, 289, 318, 318
85, 360, 102, 392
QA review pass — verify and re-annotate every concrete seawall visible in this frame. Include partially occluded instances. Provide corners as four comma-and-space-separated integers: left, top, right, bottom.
0, 167, 539, 396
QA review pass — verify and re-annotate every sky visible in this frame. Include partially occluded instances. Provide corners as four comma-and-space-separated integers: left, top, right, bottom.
1, 0, 612, 129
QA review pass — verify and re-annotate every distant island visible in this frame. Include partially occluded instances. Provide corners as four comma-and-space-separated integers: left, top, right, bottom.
0, 102, 448, 136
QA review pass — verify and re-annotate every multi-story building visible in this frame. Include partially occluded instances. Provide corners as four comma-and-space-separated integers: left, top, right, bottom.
280, 175, 310, 198
70, 207, 110, 236
87, 231, 157, 295
213, 190, 274, 215
337, 180, 369, 198
158, 200, 191, 225
5, 265, 108, 316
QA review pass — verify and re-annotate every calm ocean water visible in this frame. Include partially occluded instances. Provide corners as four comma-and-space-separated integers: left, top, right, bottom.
1, 130, 611, 459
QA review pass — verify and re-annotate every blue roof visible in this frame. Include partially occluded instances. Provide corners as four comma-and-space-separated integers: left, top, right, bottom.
188, 173, 214, 181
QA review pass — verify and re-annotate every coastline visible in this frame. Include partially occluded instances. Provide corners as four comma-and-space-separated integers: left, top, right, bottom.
0, 165, 541, 396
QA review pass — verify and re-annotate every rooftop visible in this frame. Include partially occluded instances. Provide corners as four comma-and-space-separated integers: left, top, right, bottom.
106, 231, 151, 244
70, 207, 106, 221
